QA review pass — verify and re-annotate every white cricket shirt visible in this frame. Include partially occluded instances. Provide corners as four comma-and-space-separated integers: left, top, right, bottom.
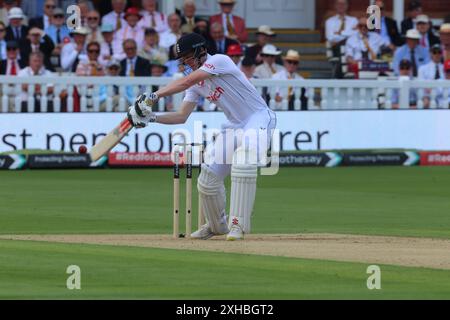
184, 54, 269, 124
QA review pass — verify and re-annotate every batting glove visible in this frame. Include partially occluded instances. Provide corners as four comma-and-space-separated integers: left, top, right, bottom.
127, 106, 157, 128
134, 92, 158, 117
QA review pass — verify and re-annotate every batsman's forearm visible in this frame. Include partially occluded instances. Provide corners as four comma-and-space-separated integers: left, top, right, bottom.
155, 77, 190, 98
155, 112, 188, 125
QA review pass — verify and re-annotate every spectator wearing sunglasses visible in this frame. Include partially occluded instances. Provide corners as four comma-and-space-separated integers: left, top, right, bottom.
45, 8, 71, 45
254, 44, 284, 79
76, 41, 105, 76
86, 10, 104, 44
28, 0, 55, 30
272, 50, 307, 111
345, 17, 388, 65
418, 44, 445, 80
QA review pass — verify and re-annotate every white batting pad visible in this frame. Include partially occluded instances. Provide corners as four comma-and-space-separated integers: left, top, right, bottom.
197, 165, 227, 234
229, 151, 258, 234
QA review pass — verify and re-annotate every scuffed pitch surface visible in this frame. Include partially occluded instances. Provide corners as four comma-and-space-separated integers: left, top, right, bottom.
1, 234, 450, 270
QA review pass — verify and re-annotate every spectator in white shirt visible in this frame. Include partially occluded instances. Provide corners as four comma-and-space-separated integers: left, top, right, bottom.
138, 27, 168, 63
61, 27, 89, 72
325, 0, 358, 48
101, 0, 126, 31
99, 24, 119, 66
159, 13, 182, 50
254, 44, 284, 79
113, 7, 145, 60
345, 17, 389, 64
86, 10, 104, 44
138, 0, 169, 34
18, 52, 54, 112
420, 45, 446, 108
272, 50, 307, 111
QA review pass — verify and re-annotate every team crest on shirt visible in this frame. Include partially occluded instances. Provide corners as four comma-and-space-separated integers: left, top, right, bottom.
206, 86, 225, 102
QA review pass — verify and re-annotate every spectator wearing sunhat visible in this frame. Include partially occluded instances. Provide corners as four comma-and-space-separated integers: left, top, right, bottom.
61, 27, 90, 72
113, 7, 145, 60
393, 29, 430, 76
272, 50, 307, 111
245, 25, 277, 66
5, 7, 29, 43
21, 27, 55, 71
138, 0, 169, 34
226, 44, 243, 66
416, 15, 440, 50
210, 0, 248, 43
439, 24, 450, 60
254, 44, 284, 79
99, 24, 119, 66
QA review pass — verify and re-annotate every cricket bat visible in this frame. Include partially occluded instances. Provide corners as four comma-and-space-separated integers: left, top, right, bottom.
89, 117, 133, 162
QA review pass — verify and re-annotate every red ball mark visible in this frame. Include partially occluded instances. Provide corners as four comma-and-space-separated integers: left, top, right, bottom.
78, 145, 87, 154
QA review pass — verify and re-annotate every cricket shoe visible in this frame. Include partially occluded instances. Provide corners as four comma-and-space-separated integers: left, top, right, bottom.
191, 222, 229, 240
226, 224, 244, 241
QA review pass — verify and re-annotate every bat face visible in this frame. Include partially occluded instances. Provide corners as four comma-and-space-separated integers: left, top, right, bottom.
89, 118, 133, 162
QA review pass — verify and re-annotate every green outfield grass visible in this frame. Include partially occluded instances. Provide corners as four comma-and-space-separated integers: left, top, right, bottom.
1, 167, 450, 238
1, 166, 450, 299
1, 239, 450, 299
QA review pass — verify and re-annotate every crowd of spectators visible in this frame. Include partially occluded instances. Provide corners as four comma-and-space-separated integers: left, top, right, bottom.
325, 0, 450, 108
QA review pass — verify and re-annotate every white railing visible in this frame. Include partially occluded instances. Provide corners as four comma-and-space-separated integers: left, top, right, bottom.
0, 75, 449, 112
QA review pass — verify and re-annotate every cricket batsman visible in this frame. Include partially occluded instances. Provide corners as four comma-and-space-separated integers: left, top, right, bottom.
127, 33, 277, 240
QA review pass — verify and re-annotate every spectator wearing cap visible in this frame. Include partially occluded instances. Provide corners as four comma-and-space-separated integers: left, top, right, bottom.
325, 0, 358, 49
101, 0, 126, 31
28, 0, 55, 30
401, 0, 422, 35
159, 13, 183, 50
210, 0, 248, 43
113, 7, 145, 60
5, 7, 29, 43
439, 24, 450, 60
418, 44, 445, 80
86, 10, 104, 44
272, 50, 307, 111
240, 56, 256, 79
254, 44, 284, 79
138, 28, 168, 63
416, 15, 440, 50
99, 24, 119, 66
181, 0, 203, 34
45, 8, 71, 46
0, 40, 25, 75
391, 59, 417, 109
0, 22, 7, 60
18, 52, 54, 112
226, 44, 243, 66
61, 27, 89, 72
207, 22, 239, 55
245, 25, 277, 66
374, 0, 403, 48
393, 29, 430, 76
345, 17, 389, 65
138, 0, 169, 34
21, 27, 55, 71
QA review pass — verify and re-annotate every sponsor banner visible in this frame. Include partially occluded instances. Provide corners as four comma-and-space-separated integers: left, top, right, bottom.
28, 154, 91, 169
109, 152, 174, 167
420, 151, 450, 166
279, 152, 341, 167
0, 154, 26, 170
342, 152, 419, 166
1, 111, 450, 153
